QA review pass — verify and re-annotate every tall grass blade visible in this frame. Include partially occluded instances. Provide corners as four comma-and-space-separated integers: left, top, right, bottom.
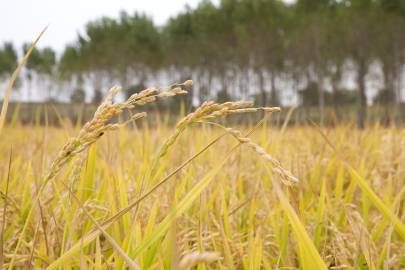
268, 167, 328, 270
0, 26, 47, 136
317, 127, 405, 240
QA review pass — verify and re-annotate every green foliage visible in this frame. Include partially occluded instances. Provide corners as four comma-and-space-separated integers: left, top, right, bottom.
59, 12, 161, 85
59, 45, 82, 77
0, 42, 18, 78
23, 44, 56, 76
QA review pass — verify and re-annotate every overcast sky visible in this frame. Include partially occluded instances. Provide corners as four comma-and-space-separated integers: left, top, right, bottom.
0, 0, 220, 52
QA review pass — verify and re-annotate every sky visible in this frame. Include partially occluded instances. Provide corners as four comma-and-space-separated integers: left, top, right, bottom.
0, 0, 220, 52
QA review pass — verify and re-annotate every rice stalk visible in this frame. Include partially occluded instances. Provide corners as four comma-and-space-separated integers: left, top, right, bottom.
202, 120, 299, 186
268, 167, 328, 270
45, 105, 275, 269
316, 126, 405, 240
150, 99, 256, 173
8, 83, 186, 269
0, 148, 12, 270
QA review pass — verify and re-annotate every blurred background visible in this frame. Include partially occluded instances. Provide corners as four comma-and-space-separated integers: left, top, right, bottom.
1, 0, 405, 127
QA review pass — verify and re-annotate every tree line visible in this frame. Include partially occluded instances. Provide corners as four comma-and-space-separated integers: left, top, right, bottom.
1, 0, 405, 127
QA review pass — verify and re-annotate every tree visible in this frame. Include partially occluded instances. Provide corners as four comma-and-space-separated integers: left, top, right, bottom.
0, 42, 18, 79
343, 0, 377, 128
92, 88, 103, 105
375, 1, 405, 125
23, 45, 56, 77
70, 87, 86, 103
59, 45, 82, 78
23, 44, 56, 99
17, 0, 404, 126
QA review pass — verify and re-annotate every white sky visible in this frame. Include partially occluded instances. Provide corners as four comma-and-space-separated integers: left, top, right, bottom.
0, 0, 220, 52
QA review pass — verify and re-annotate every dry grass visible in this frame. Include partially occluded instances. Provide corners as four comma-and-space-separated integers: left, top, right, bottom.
0, 83, 404, 269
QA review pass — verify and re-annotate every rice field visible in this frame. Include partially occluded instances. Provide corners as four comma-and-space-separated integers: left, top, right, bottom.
0, 82, 404, 270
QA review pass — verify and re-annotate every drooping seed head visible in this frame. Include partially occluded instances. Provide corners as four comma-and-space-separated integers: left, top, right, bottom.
171, 87, 188, 95
182, 80, 193, 87
131, 112, 147, 120
263, 107, 281, 112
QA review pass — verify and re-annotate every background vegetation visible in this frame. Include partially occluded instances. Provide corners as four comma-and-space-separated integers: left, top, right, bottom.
2, 0, 405, 127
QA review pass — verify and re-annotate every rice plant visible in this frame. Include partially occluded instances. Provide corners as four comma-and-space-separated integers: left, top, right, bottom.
0, 81, 404, 269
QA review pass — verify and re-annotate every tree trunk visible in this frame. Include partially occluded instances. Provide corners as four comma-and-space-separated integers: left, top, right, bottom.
331, 64, 342, 121
395, 67, 402, 126
269, 71, 277, 106
318, 74, 325, 127
356, 58, 367, 129
258, 70, 267, 107
221, 72, 228, 97
382, 63, 394, 125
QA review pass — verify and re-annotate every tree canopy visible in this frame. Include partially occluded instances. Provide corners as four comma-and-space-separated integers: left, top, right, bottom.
0, 42, 18, 79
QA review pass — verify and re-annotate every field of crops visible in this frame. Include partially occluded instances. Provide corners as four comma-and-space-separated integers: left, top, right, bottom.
0, 83, 404, 270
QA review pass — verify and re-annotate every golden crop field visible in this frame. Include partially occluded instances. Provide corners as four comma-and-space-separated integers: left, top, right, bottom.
0, 82, 404, 269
